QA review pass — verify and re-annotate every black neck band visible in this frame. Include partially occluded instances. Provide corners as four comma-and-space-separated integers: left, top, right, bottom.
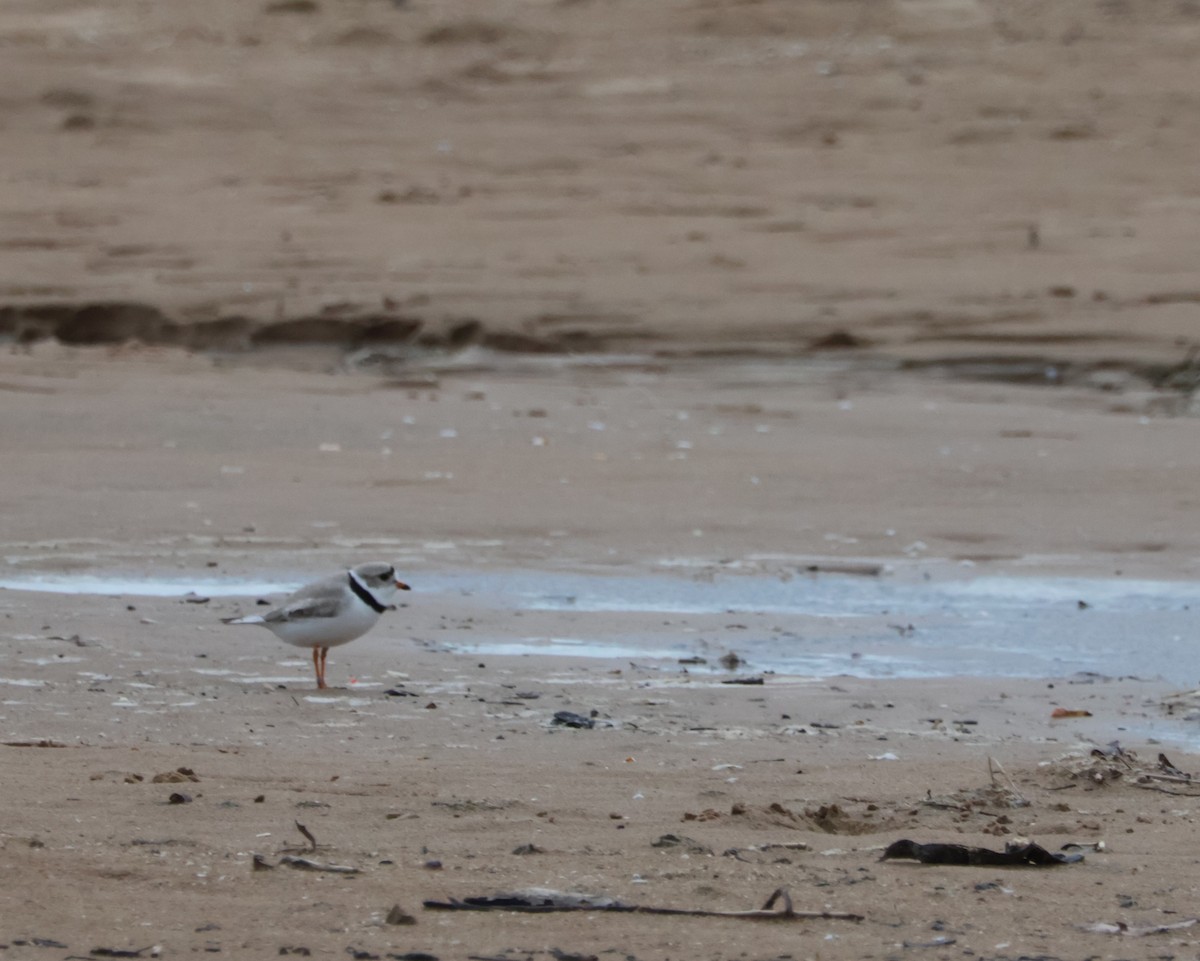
348, 572, 388, 614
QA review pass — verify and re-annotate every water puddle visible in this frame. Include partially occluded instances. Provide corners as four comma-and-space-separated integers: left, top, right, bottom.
2, 568, 1197, 680
423, 570, 1199, 680
0, 574, 287, 598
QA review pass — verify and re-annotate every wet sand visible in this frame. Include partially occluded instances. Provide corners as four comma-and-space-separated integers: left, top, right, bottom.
5, 345, 1200, 576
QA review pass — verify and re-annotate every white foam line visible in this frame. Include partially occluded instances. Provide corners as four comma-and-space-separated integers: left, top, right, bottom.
452, 638, 666, 660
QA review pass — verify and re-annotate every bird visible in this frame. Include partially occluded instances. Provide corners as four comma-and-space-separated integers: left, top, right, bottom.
222, 562, 410, 689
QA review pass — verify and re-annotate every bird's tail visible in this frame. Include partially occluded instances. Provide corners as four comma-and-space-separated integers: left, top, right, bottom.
221, 614, 265, 626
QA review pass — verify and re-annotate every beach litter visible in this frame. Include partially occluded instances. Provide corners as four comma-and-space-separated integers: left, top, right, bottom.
551, 710, 595, 729
879, 839, 1083, 866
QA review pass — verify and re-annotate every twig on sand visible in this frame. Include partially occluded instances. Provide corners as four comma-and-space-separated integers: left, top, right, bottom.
294, 819, 318, 851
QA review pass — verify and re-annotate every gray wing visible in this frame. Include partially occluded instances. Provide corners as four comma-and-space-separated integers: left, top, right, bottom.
263, 575, 346, 623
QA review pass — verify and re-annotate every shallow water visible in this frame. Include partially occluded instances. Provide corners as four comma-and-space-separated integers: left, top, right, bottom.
2, 568, 1196, 681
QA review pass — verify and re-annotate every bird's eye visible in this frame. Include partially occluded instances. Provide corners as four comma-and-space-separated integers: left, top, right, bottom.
382, 567, 395, 580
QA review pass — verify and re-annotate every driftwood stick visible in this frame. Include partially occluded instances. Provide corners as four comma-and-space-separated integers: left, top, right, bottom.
423, 887, 863, 922
1138, 772, 1198, 784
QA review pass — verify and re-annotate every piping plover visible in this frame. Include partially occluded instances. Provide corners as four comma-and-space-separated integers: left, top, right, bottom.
222, 562, 410, 689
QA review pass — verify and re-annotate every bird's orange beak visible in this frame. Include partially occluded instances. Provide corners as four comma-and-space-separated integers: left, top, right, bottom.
396, 580, 411, 591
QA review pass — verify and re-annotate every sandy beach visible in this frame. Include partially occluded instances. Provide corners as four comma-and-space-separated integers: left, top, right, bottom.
4, 348, 1200, 961
4, 1, 1200, 959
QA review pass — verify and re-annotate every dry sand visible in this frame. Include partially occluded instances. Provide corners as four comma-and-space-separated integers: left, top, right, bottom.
4, 2, 1200, 959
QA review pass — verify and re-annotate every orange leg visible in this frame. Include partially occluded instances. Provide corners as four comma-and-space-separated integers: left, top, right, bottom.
319, 647, 329, 688
312, 647, 325, 689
